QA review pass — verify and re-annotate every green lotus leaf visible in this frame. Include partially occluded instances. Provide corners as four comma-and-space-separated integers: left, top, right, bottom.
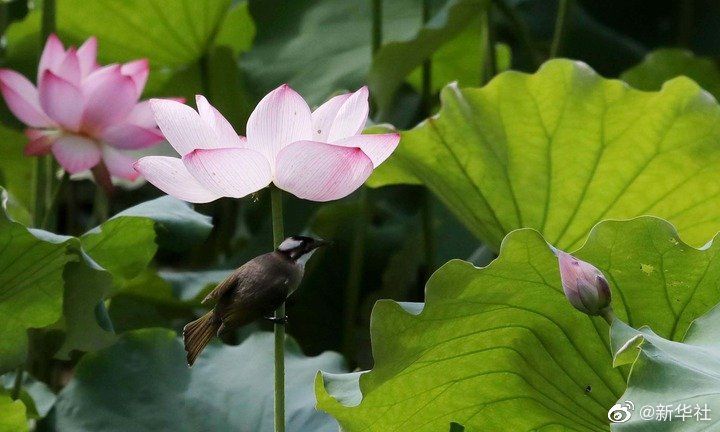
244, 0, 434, 105
80, 217, 157, 281
0, 126, 33, 223
0, 390, 27, 432
369, 59, 720, 251
0, 191, 75, 372
6, 0, 246, 69
45, 329, 346, 432
112, 195, 212, 252
609, 305, 720, 431
368, 0, 487, 113
55, 259, 117, 358
60, 197, 213, 355
317, 216, 720, 431
621, 49, 720, 99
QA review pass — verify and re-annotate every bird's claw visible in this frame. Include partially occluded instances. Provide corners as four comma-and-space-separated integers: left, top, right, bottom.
265, 315, 288, 325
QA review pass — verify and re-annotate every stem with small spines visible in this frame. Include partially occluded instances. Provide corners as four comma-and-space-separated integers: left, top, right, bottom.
271, 186, 285, 432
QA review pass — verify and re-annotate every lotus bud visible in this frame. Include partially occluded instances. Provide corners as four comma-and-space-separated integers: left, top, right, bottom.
557, 250, 612, 316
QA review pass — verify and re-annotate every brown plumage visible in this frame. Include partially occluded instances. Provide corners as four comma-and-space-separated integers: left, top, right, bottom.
183, 236, 326, 366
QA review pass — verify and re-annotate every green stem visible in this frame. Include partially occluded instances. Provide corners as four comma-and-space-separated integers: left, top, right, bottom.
480, 6, 497, 84
549, 0, 572, 58
342, 188, 368, 360
199, 54, 211, 97
92, 187, 109, 224
40, 171, 68, 229
270, 186, 285, 432
491, 0, 542, 68
10, 366, 23, 400
419, 0, 435, 281
421, 0, 432, 114
91, 163, 112, 223
678, 1, 693, 47
341, 0, 383, 364
601, 307, 617, 327
41, 0, 56, 39
32, 158, 49, 227
32, 0, 57, 229
371, 0, 382, 54
421, 190, 435, 277
18, 0, 58, 401
0, 2, 8, 63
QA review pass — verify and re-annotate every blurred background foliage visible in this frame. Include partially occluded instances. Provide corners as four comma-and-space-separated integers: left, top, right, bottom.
1, 0, 720, 430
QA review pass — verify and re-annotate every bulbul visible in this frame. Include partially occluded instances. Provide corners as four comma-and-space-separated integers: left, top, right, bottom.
183, 235, 327, 366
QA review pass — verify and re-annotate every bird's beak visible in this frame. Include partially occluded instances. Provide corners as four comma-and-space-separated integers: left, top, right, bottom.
313, 238, 332, 249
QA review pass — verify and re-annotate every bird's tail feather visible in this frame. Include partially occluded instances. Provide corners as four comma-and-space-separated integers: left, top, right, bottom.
183, 311, 218, 366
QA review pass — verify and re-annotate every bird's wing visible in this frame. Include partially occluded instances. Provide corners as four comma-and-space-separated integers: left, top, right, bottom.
201, 269, 241, 305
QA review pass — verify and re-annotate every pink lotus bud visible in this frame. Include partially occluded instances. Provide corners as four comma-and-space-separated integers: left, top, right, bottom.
557, 250, 612, 316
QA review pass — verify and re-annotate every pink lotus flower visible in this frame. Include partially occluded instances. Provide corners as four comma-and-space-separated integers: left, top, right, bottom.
134, 85, 399, 202
0, 34, 167, 181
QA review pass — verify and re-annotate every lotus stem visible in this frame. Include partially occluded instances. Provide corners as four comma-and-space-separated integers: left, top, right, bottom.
40, 171, 69, 229
550, 0, 572, 58
341, 0, 383, 363
91, 163, 113, 223
270, 185, 285, 432
38, 1, 57, 225
42, 0, 56, 39
491, 0, 542, 68
343, 187, 368, 360
601, 307, 617, 326
420, 0, 436, 280
371, 0, 382, 54
32, 156, 51, 227
421, 0, 432, 114
480, 5, 497, 84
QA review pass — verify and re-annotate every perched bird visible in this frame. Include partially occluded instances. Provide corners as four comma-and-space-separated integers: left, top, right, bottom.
183, 235, 327, 366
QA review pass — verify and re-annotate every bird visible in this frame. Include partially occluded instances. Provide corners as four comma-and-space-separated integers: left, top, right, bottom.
183, 235, 328, 366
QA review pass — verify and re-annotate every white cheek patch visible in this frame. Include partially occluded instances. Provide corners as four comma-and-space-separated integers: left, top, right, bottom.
278, 238, 303, 251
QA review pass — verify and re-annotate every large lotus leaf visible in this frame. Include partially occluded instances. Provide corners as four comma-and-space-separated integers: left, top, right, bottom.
316, 216, 720, 431
46, 329, 346, 432
112, 196, 212, 252
55, 258, 117, 358
0, 191, 74, 372
609, 305, 720, 431
0, 390, 27, 432
59, 197, 213, 355
621, 49, 720, 99
5, 0, 244, 69
244, 0, 435, 105
368, 0, 486, 113
0, 126, 32, 221
80, 218, 157, 281
369, 59, 720, 251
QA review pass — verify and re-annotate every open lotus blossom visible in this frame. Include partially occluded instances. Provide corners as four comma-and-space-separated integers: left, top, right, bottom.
0, 34, 169, 181
134, 84, 400, 202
